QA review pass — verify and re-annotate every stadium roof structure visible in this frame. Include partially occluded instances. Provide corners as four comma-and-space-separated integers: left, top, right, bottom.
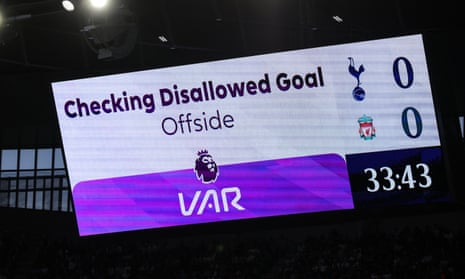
0, 0, 461, 76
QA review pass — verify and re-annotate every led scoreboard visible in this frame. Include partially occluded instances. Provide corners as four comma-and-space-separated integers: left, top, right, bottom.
52, 34, 449, 236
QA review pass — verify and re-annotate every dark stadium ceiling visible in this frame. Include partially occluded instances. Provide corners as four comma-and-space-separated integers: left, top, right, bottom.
0, 0, 461, 76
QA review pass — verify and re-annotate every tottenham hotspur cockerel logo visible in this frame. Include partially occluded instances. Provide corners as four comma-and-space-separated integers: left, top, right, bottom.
194, 150, 219, 184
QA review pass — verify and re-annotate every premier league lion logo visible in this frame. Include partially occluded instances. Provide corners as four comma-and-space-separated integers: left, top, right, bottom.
194, 150, 219, 183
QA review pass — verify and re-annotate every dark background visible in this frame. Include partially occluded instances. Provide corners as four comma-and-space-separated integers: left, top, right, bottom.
1, 2, 465, 278
1, 0, 464, 230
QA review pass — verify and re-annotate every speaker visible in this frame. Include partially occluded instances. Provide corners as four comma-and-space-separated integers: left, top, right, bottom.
81, 7, 138, 60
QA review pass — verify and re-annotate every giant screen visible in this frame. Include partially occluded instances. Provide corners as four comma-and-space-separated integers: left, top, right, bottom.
52, 34, 449, 236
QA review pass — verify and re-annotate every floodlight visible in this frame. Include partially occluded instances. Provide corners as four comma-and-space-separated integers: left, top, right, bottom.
89, 0, 109, 9
62, 0, 75, 12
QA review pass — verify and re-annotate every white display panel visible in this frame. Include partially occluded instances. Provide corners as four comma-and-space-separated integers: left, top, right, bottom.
52, 34, 447, 236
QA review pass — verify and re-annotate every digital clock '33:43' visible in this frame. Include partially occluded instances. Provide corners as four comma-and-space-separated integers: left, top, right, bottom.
364, 163, 432, 192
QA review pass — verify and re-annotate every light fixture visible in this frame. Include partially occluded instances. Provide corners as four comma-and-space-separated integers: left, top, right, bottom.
89, 0, 109, 9
158, 35, 168, 43
332, 15, 343, 23
62, 0, 76, 12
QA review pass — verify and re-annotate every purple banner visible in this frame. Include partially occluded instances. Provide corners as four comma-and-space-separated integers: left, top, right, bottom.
73, 154, 354, 236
